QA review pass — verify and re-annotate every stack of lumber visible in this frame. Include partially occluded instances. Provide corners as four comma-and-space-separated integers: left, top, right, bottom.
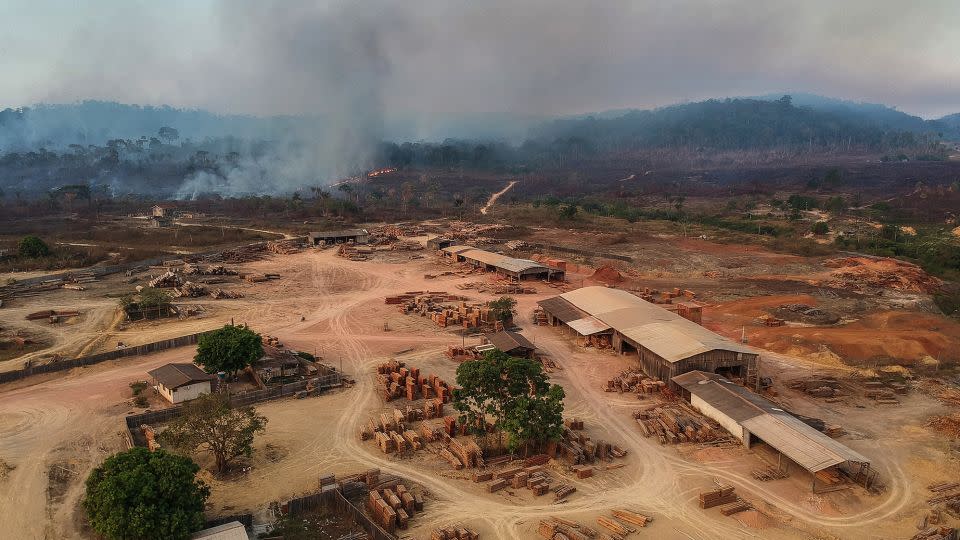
751, 467, 789, 481
699, 485, 737, 509
210, 288, 243, 299
365, 482, 423, 533
597, 516, 632, 538
448, 438, 484, 468
375, 360, 453, 404
719, 500, 752, 516
927, 482, 960, 506
432, 525, 480, 540
634, 404, 729, 445
814, 468, 842, 485
611, 509, 652, 527
912, 528, 958, 540
606, 368, 665, 394
149, 271, 182, 288
564, 418, 584, 430
554, 484, 576, 501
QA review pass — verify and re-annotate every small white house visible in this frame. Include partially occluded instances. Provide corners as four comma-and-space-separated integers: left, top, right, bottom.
147, 363, 216, 404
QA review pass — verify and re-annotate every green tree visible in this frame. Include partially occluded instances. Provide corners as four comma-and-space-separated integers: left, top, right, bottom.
18, 235, 51, 258
557, 203, 578, 220
194, 324, 264, 377
811, 221, 830, 235
138, 287, 172, 309
83, 448, 209, 540
488, 296, 517, 323
158, 393, 267, 474
500, 384, 565, 454
453, 351, 564, 453
825, 196, 847, 214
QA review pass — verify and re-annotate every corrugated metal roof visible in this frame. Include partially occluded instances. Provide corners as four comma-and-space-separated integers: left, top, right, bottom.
309, 229, 368, 238
537, 297, 587, 323
557, 287, 755, 362
147, 363, 215, 390
673, 371, 869, 472
191, 521, 249, 540
485, 331, 536, 352
444, 245, 551, 274
566, 316, 611, 336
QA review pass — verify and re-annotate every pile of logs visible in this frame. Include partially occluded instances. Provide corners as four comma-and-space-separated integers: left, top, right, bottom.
751, 467, 789, 481
267, 239, 301, 254
173, 281, 206, 298
912, 528, 958, 540
634, 404, 730, 445
539, 511, 652, 540
210, 288, 244, 299
149, 271, 182, 288
606, 369, 666, 395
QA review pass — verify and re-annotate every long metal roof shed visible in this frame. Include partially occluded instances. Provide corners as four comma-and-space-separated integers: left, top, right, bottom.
550, 287, 754, 362
442, 245, 555, 275
673, 371, 869, 473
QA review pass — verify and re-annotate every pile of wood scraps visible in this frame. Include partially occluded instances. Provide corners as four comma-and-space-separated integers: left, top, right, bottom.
431, 525, 480, 540
606, 369, 666, 395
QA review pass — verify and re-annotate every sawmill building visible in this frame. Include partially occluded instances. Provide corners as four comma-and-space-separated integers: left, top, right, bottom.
538, 286, 757, 388
308, 228, 370, 245
673, 371, 874, 491
441, 245, 564, 281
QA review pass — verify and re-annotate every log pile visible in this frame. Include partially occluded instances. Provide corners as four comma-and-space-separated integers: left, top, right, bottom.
606, 368, 666, 395
173, 281, 206, 298
149, 271, 182, 288
633, 404, 730, 445
267, 239, 301, 254
538, 511, 651, 540
210, 288, 244, 299
552, 427, 625, 465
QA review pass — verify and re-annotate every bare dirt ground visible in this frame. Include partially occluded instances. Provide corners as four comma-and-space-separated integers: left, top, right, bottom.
1, 238, 958, 539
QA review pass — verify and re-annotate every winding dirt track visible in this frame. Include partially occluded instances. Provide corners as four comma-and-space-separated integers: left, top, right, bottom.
479, 180, 517, 215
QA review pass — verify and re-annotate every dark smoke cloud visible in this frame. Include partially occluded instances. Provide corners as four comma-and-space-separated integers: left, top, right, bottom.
3, 0, 960, 194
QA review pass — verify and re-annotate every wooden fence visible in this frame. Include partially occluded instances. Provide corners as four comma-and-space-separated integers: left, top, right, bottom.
124, 372, 343, 446
283, 486, 394, 540
0, 330, 214, 384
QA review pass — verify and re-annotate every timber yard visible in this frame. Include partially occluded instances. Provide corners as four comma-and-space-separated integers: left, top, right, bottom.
1, 202, 959, 540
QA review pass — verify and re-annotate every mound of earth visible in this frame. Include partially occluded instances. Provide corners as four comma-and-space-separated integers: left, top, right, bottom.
821, 257, 941, 293
771, 303, 840, 325
591, 265, 624, 284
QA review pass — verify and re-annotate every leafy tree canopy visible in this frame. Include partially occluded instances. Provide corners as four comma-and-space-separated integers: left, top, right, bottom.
158, 392, 267, 473
194, 324, 264, 376
83, 447, 209, 540
453, 350, 564, 453
811, 221, 830, 235
18, 235, 50, 258
488, 296, 517, 323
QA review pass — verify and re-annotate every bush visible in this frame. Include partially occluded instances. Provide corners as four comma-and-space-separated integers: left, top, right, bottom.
18, 235, 51, 258
133, 395, 149, 408
130, 381, 148, 395
811, 221, 830, 235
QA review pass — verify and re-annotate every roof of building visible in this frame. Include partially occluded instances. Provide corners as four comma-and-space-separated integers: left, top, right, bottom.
549, 287, 755, 362
191, 521, 249, 540
673, 371, 869, 472
148, 363, 216, 390
537, 296, 588, 323
443, 245, 551, 274
485, 330, 536, 353
309, 228, 369, 238
566, 316, 612, 336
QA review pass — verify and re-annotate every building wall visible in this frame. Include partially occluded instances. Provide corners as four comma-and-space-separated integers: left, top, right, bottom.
156, 383, 175, 403
690, 394, 747, 443
166, 381, 212, 404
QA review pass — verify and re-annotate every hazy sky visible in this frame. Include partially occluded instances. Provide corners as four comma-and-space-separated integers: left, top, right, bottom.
2, 0, 959, 119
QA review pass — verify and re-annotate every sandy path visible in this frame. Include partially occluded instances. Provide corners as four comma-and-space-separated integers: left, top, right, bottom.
479, 180, 517, 215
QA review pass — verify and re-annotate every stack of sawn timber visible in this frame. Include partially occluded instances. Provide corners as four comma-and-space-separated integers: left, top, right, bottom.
634, 404, 729, 445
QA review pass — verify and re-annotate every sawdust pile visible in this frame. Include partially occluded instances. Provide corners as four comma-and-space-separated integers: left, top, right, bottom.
822, 257, 942, 293
591, 265, 624, 284
926, 414, 960, 439
734, 509, 775, 529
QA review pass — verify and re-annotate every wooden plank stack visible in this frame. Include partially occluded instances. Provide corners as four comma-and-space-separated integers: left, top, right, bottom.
432, 525, 480, 540
634, 404, 730, 445
366, 481, 423, 533
606, 368, 666, 395
699, 485, 737, 509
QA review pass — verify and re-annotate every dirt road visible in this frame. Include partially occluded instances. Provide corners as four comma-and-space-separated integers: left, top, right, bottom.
480, 180, 517, 215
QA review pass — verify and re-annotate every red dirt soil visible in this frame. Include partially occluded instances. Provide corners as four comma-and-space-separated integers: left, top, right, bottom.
705, 295, 960, 366
590, 265, 624, 284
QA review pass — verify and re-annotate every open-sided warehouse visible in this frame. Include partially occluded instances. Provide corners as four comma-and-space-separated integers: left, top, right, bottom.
673, 371, 874, 491
308, 228, 370, 245
538, 287, 758, 389
440, 245, 564, 281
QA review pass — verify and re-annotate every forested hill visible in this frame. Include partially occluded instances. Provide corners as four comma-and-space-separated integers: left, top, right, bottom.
531, 96, 946, 153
